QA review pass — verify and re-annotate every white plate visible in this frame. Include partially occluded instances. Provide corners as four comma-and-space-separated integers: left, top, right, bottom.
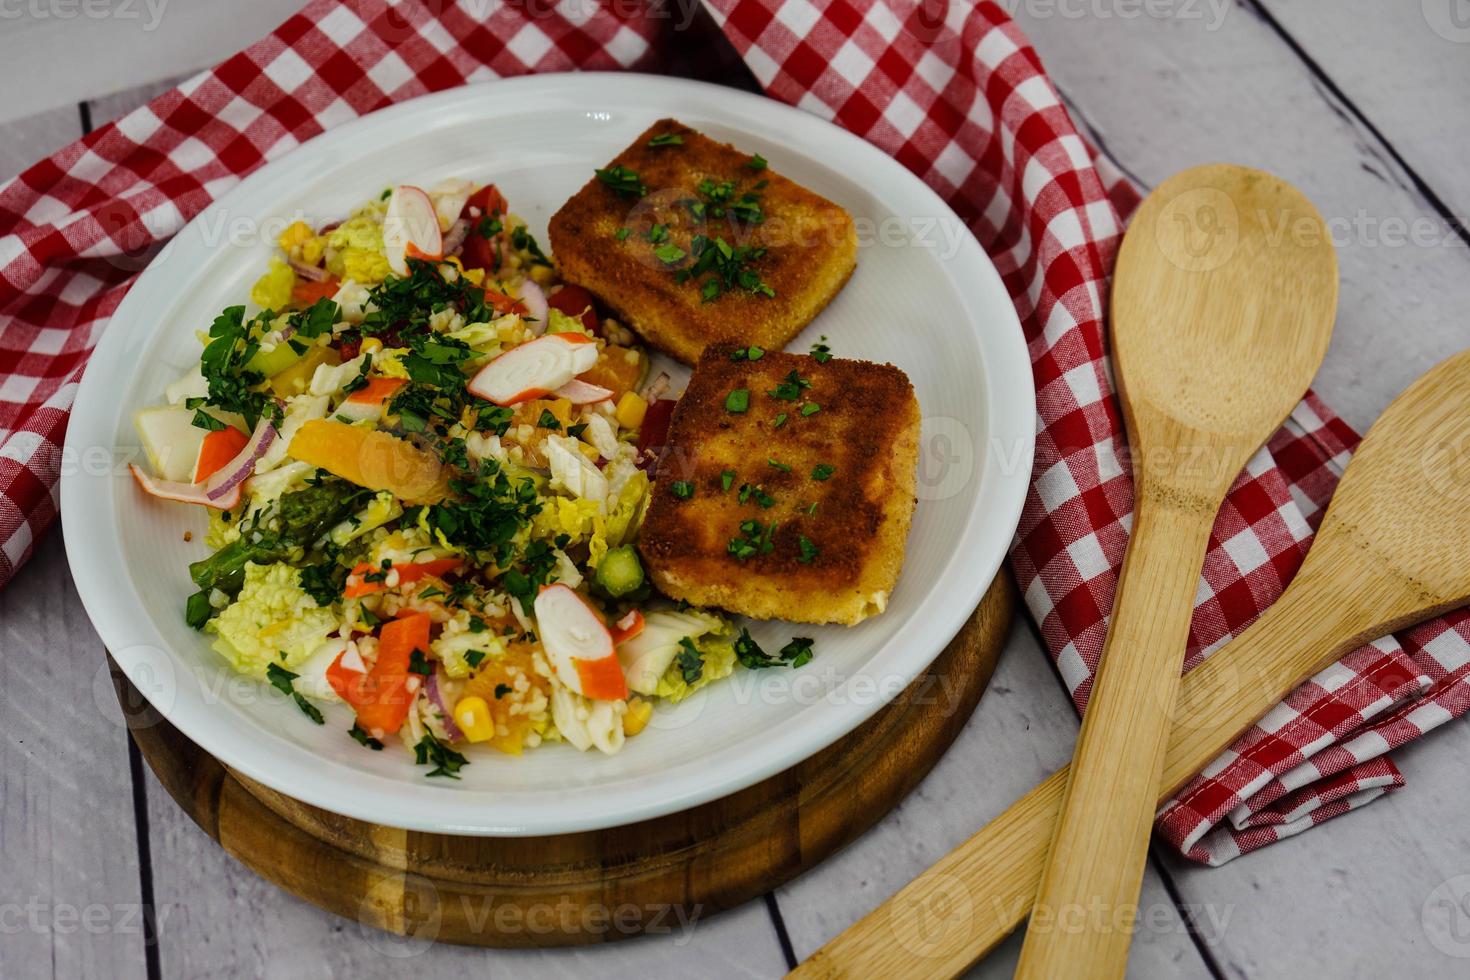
62, 73, 1033, 836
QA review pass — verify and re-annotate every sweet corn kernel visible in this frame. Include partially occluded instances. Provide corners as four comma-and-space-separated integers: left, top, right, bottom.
622, 698, 653, 737
615, 391, 648, 430
454, 696, 496, 743
360, 337, 384, 355
529, 264, 556, 286
300, 236, 325, 265
461, 267, 485, 286
277, 220, 314, 255
578, 441, 600, 462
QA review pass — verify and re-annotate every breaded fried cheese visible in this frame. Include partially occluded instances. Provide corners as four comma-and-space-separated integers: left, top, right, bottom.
548, 119, 857, 365
638, 344, 919, 626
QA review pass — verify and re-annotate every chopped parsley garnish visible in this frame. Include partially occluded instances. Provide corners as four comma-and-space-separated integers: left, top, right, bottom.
466, 615, 487, 633
476, 214, 503, 239
653, 242, 687, 265
510, 226, 551, 266
731, 345, 765, 361
408, 648, 434, 676
595, 165, 647, 199
738, 483, 776, 508
675, 637, 705, 684
768, 369, 811, 401
811, 463, 837, 481
494, 683, 513, 699
290, 297, 340, 340
725, 388, 750, 413
266, 663, 324, 725
671, 481, 695, 500
615, 227, 631, 241
797, 535, 820, 564
191, 409, 226, 431
413, 732, 469, 779
465, 650, 487, 670
746, 153, 768, 171
475, 403, 515, 435
767, 458, 791, 473
567, 422, 588, 439
537, 408, 562, 430
645, 223, 669, 244
772, 413, 787, 429
810, 339, 832, 363
674, 235, 774, 301
734, 628, 815, 669
728, 519, 777, 560
720, 470, 736, 492
780, 637, 816, 668
349, 723, 385, 750
501, 538, 561, 613
648, 132, 685, 147
265, 662, 298, 697
198, 305, 274, 428
800, 402, 821, 417
299, 560, 346, 607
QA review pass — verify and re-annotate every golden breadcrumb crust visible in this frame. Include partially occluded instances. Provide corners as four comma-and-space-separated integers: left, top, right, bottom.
638, 344, 919, 626
549, 119, 857, 365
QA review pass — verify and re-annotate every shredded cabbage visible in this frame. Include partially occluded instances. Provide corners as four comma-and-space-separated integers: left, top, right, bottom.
249, 258, 295, 311
655, 632, 737, 703
324, 216, 391, 284
207, 562, 340, 677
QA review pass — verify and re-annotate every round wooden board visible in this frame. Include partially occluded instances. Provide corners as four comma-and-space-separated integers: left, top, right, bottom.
112, 574, 1014, 948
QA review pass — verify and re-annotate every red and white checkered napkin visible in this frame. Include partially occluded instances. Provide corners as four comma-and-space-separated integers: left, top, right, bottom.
2, 0, 1467, 863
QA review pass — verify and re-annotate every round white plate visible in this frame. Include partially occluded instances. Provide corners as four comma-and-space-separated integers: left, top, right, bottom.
62, 72, 1033, 836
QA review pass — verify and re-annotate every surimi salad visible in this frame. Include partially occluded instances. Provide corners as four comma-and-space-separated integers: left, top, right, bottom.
130, 178, 814, 775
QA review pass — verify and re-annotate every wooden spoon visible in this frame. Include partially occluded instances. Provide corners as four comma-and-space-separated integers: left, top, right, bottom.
1013, 164, 1338, 979
791, 347, 1470, 979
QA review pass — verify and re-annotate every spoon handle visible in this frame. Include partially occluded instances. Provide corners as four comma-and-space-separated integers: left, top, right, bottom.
1013, 498, 1217, 979
787, 548, 1396, 980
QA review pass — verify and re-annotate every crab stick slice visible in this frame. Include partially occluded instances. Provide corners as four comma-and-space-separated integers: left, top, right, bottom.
534, 583, 628, 701
611, 609, 644, 646
467, 333, 599, 407
129, 463, 241, 510
552, 378, 615, 405
335, 376, 408, 424
192, 426, 249, 483
383, 185, 444, 275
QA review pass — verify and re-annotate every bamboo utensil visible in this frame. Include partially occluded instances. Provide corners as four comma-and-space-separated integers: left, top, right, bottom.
1014, 164, 1338, 979
791, 344, 1470, 979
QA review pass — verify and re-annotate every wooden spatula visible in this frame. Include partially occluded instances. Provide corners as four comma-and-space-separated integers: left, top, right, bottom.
1013, 164, 1338, 979
791, 347, 1470, 979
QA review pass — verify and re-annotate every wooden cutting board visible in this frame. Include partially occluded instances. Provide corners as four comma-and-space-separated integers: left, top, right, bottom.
112, 575, 1013, 948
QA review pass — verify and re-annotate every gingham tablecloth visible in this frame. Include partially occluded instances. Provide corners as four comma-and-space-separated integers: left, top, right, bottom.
3, 0, 1468, 865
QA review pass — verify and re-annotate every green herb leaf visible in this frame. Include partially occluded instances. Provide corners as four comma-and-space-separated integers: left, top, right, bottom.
293, 692, 325, 725
675, 637, 705, 684
746, 153, 768, 171
767, 458, 791, 473
465, 650, 487, 670
653, 242, 687, 265
615, 227, 631, 241
720, 470, 736, 492
184, 589, 213, 630
797, 535, 820, 564
537, 408, 562, 430
780, 637, 815, 668
671, 481, 695, 500
811, 463, 836, 481
408, 648, 434, 676
648, 132, 685, 147
494, 683, 513, 699
595, 165, 647, 199
265, 663, 298, 696
413, 732, 469, 779
191, 409, 226, 432
800, 402, 821, 417
725, 388, 750, 413
349, 723, 384, 750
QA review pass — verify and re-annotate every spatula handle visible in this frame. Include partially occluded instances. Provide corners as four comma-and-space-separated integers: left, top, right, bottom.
789, 555, 1382, 980
1013, 498, 1216, 979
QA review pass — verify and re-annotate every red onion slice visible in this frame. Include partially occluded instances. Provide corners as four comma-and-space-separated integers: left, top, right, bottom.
289, 259, 329, 283
426, 671, 464, 742
203, 418, 277, 500
130, 464, 241, 510
518, 279, 549, 335
640, 371, 672, 402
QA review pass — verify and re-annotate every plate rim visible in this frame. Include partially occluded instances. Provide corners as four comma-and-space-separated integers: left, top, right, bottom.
61, 71, 1035, 836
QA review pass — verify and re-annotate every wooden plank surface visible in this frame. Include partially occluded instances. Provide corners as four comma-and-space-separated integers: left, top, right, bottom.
0, 533, 148, 980
773, 621, 1217, 979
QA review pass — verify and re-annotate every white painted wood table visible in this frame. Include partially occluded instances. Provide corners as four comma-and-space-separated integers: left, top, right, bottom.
3, 2, 1468, 977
